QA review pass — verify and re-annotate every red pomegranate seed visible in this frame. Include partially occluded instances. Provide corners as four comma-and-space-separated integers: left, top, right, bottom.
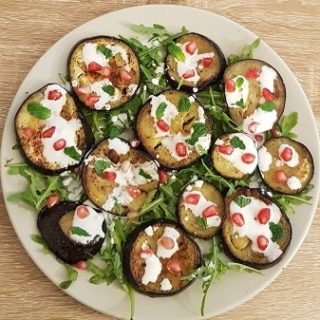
130, 139, 140, 148
231, 213, 245, 227
159, 236, 175, 249
46, 193, 60, 208
102, 171, 117, 181
85, 93, 99, 108
139, 247, 154, 257
257, 208, 270, 224
218, 144, 234, 155
87, 61, 102, 73
42, 126, 56, 138
225, 79, 235, 92
98, 66, 111, 77
167, 259, 181, 276
201, 58, 213, 68
77, 86, 91, 95
262, 88, 275, 101
48, 90, 62, 101
23, 127, 36, 138
185, 194, 200, 205
53, 139, 66, 151
245, 68, 260, 79
254, 134, 264, 142
241, 153, 256, 164
76, 205, 90, 219
158, 169, 169, 184
156, 119, 170, 132
202, 205, 218, 218
248, 122, 258, 133
127, 185, 141, 198
274, 170, 288, 184
182, 69, 195, 79
75, 260, 87, 270
175, 142, 187, 157
120, 70, 132, 83
186, 41, 197, 55
271, 127, 281, 138
280, 147, 293, 162
257, 235, 269, 251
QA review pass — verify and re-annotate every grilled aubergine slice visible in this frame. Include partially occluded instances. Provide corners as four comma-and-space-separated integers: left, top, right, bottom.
178, 180, 225, 239
123, 219, 201, 296
37, 201, 106, 264
68, 36, 140, 111
211, 132, 258, 180
135, 89, 213, 169
224, 59, 286, 134
222, 188, 292, 268
82, 138, 159, 215
165, 32, 226, 92
258, 137, 314, 194
15, 83, 91, 175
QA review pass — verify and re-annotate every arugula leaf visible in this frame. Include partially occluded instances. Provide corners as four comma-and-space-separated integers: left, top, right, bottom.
228, 38, 261, 65
139, 169, 152, 180
107, 124, 125, 139
58, 72, 69, 85
70, 226, 91, 237
31, 234, 49, 254
114, 200, 123, 215
260, 101, 276, 112
27, 102, 51, 120
234, 196, 251, 208
269, 222, 283, 242
196, 217, 208, 230
102, 85, 115, 96
97, 45, 112, 59
59, 261, 78, 289
230, 136, 245, 150
187, 123, 207, 145
235, 98, 245, 108
235, 77, 244, 88
94, 159, 111, 175
167, 42, 185, 62
178, 96, 191, 112
279, 112, 298, 139
156, 102, 167, 119
64, 146, 81, 161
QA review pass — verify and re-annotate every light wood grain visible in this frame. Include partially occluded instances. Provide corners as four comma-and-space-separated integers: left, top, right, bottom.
0, 0, 319, 319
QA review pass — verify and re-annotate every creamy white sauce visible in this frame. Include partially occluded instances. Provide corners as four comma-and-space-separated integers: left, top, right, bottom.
243, 108, 278, 134
258, 146, 273, 172
258, 65, 278, 93
225, 75, 249, 108
108, 138, 130, 155
287, 176, 302, 190
278, 144, 299, 167
141, 247, 162, 285
162, 133, 189, 160
156, 227, 180, 259
230, 197, 283, 262
151, 78, 160, 85
247, 133, 266, 149
194, 180, 204, 188
145, 226, 154, 237
160, 278, 172, 291
82, 43, 108, 67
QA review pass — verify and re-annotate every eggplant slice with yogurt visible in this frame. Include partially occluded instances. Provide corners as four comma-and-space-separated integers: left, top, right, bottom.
258, 137, 314, 195
165, 32, 226, 92
68, 36, 140, 111
82, 138, 159, 215
37, 201, 106, 264
135, 89, 213, 169
123, 219, 201, 296
222, 188, 292, 268
15, 83, 91, 175
178, 180, 225, 239
223, 59, 286, 134
211, 132, 258, 180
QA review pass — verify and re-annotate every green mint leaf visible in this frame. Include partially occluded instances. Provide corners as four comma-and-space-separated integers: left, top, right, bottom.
178, 96, 191, 112
64, 146, 81, 161
107, 124, 125, 139
27, 102, 51, 120
279, 112, 298, 138
269, 222, 283, 242
167, 42, 185, 62
235, 77, 244, 88
139, 169, 152, 180
102, 85, 115, 96
187, 123, 207, 145
94, 159, 111, 175
234, 196, 251, 208
230, 136, 245, 150
235, 98, 245, 108
97, 45, 112, 59
228, 38, 260, 65
156, 102, 167, 119
196, 216, 208, 230
260, 101, 276, 112
70, 226, 91, 237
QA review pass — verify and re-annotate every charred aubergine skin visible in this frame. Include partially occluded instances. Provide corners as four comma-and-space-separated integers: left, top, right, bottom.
123, 219, 201, 297
37, 201, 106, 264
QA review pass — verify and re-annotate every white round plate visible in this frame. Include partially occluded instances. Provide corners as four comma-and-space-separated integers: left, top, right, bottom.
1, 4, 319, 320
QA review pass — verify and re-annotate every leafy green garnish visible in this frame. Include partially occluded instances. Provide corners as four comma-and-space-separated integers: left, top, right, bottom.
31, 234, 49, 254
235, 77, 244, 88
64, 146, 81, 161
234, 196, 251, 208
260, 101, 276, 112
269, 222, 283, 242
167, 42, 185, 62
27, 102, 51, 120
235, 98, 245, 108
279, 112, 298, 139
187, 123, 207, 145
59, 261, 78, 289
139, 169, 152, 180
196, 216, 208, 230
97, 45, 112, 59
70, 226, 91, 237
114, 200, 123, 215
228, 38, 261, 65
102, 85, 115, 96
58, 72, 69, 85
94, 159, 111, 175
156, 102, 167, 119
230, 136, 245, 150
178, 96, 191, 112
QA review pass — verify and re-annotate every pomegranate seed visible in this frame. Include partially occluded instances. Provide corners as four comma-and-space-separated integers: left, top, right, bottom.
202, 205, 218, 218
102, 171, 117, 181
186, 41, 197, 55
159, 236, 175, 249
257, 235, 269, 251
47, 90, 62, 101
158, 169, 169, 184
127, 185, 141, 198
201, 57, 213, 68
42, 126, 56, 138
130, 139, 140, 148
46, 193, 60, 208
167, 259, 181, 276
87, 61, 102, 73
248, 122, 258, 133
280, 147, 293, 162
257, 208, 270, 224
254, 134, 263, 142
241, 153, 256, 164
98, 66, 111, 77
85, 93, 99, 108
218, 144, 234, 155
75, 260, 87, 270
77, 86, 91, 94
156, 119, 170, 132
225, 79, 235, 92
182, 69, 195, 79
271, 127, 281, 138
53, 139, 66, 151
175, 142, 187, 157
245, 68, 260, 79
185, 194, 200, 205
76, 205, 90, 219
120, 70, 132, 83
231, 213, 245, 227
262, 88, 275, 101
23, 127, 36, 138
139, 247, 153, 258
274, 170, 288, 184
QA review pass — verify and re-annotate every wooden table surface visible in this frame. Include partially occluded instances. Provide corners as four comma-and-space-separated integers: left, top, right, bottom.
0, 0, 319, 319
